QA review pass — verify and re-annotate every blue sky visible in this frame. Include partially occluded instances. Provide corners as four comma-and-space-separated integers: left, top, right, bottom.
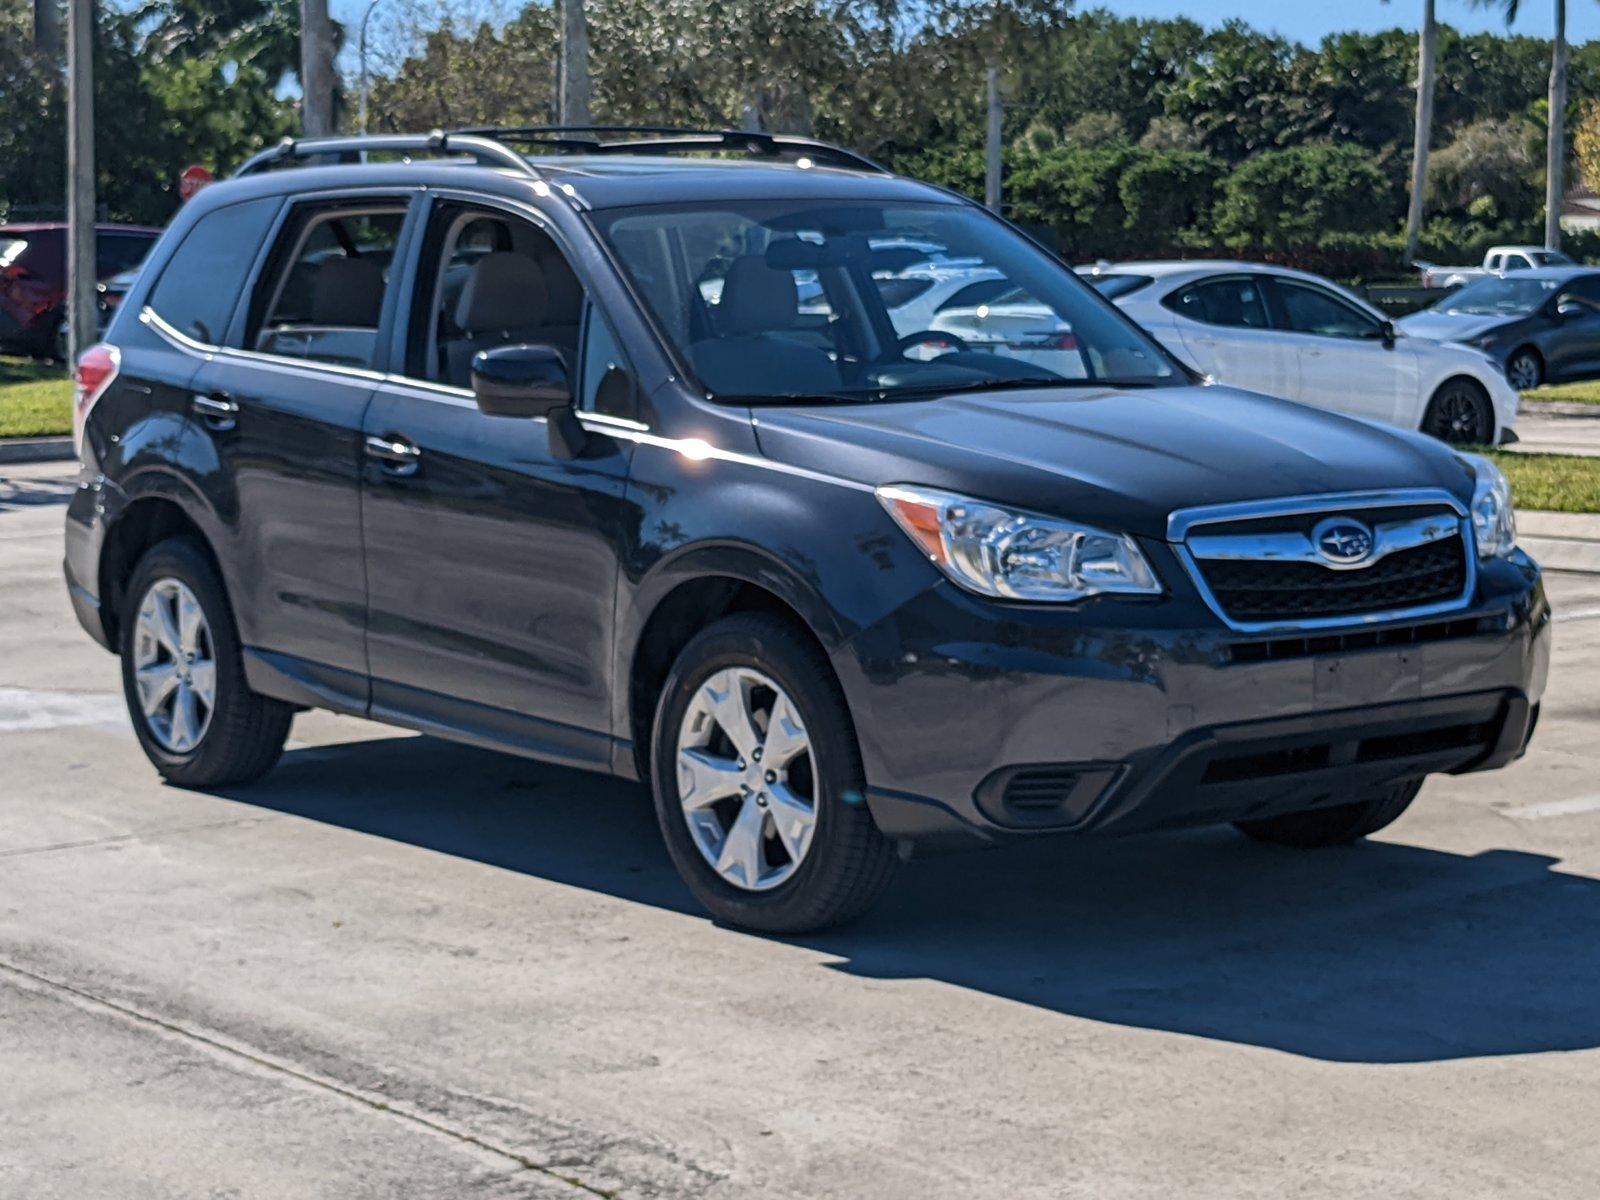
1106, 0, 1600, 45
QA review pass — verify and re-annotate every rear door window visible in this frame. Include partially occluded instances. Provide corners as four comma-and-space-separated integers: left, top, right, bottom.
1162, 277, 1271, 328
249, 204, 407, 369
96, 232, 154, 278
145, 198, 281, 345
1269, 280, 1383, 339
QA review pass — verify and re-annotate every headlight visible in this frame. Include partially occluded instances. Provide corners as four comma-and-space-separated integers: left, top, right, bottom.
876, 484, 1161, 602
1462, 454, 1516, 558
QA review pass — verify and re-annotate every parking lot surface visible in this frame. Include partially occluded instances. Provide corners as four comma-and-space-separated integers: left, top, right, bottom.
3, 459, 1599, 1199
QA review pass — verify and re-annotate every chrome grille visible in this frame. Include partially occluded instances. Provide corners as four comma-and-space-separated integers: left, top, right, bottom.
1168, 490, 1476, 631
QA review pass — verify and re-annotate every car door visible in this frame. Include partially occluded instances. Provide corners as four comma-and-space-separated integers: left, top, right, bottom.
1159, 275, 1297, 398
189, 193, 417, 693
358, 195, 636, 770
1263, 276, 1415, 426
1546, 275, 1600, 380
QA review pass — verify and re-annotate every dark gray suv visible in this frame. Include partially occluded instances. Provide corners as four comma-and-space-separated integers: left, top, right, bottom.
66, 129, 1549, 932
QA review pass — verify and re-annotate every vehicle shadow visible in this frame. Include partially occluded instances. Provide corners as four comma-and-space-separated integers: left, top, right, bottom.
231, 730, 1600, 1065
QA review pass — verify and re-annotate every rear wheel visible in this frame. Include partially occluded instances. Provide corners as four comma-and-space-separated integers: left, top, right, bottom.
649, 613, 897, 933
1233, 779, 1422, 848
1422, 378, 1493, 445
119, 537, 293, 787
1505, 347, 1543, 392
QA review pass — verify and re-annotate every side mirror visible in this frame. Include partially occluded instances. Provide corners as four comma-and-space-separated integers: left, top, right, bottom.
1380, 320, 1398, 348
470, 343, 571, 419
1556, 299, 1586, 320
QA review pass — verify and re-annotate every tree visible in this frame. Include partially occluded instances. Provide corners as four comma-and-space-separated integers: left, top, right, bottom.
1477, 0, 1569, 247
1401, 2, 1439, 261
366, 7, 556, 129
559, 0, 590, 124
1574, 99, 1600, 190
1212, 144, 1391, 248
1428, 116, 1542, 221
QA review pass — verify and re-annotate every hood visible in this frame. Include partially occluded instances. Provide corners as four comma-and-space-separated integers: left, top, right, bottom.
1398, 310, 1521, 343
750, 384, 1472, 540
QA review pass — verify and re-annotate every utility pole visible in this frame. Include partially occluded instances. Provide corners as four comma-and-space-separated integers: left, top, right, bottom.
558, 0, 592, 126
357, 0, 382, 135
984, 66, 1002, 213
300, 0, 335, 136
34, 0, 61, 55
1546, 0, 1568, 250
65, 0, 94, 363
1403, 0, 1436, 263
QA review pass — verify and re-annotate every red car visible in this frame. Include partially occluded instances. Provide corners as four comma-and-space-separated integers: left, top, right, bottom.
0, 223, 160, 358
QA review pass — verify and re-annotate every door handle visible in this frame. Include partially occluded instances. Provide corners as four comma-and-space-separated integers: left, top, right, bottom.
191, 392, 238, 430
364, 433, 421, 475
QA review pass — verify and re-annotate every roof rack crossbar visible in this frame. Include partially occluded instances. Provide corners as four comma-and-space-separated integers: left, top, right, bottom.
455, 126, 889, 174
233, 131, 536, 178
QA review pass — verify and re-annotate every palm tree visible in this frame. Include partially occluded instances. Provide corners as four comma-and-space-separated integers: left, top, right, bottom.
559, 0, 592, 125
1405, 0, 1439, 262
1480, 0, 1568, 248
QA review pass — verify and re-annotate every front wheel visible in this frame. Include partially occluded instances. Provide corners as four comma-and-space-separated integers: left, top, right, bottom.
1233, 779, 1422, 848
119, 537, 293, 787
1422, 379, 1493, 445
1505, 348, 1543, 392
649, 613, 897, 933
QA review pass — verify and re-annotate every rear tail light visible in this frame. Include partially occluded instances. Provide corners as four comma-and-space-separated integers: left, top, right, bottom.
1044, 332, 1079, 350
72, 342, 119, 457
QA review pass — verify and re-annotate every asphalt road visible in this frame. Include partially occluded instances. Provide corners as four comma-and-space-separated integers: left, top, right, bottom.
3, 459, 1599, 1199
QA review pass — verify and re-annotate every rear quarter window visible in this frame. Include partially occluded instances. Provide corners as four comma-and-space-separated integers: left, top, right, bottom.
145, 197, 281, 346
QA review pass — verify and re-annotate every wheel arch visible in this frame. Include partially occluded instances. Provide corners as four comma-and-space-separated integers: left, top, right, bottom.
618, 547, 852, 782
97, 489, 226, 649
1423, 372, 1497, 443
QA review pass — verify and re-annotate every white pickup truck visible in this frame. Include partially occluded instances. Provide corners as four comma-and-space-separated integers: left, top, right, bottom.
1418, 244, 1575, 289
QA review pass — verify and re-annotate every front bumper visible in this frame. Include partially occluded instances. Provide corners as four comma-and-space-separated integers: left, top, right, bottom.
835, 552, 1550, 850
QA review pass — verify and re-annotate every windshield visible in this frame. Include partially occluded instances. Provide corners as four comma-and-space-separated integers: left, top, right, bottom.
1440, 276, 1560, 316
592, 200, 1178, 401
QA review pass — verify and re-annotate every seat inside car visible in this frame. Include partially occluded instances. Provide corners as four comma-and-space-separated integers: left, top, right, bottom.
445, 252, 550, 386
689, 254, 841, 394
311, 256, 386, 328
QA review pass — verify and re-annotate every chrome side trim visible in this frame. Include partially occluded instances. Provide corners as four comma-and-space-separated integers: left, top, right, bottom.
1165, 487, 1467, 541
1167, 487, 1477, 634
1187, 511, 1460, 572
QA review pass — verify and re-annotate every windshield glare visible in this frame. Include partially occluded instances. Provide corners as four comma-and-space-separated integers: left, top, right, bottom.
593, 201, 1178, 401
1442, 276, 1560, 316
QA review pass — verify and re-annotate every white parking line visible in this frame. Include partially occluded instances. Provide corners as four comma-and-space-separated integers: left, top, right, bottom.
1500, 794, 1600, 820
0, 688, 128, 734
1554, 607, 1600, 623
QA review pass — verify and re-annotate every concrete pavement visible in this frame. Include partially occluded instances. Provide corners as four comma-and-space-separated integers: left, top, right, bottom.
1508, 408, 1600, 457
3, 459, 1599, 1198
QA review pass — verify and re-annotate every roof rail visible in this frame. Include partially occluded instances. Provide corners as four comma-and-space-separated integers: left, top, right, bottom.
233, 130, 536, 178
454, 126, 890, 175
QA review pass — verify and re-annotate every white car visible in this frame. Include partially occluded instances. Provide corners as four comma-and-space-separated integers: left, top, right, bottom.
929, 286, 1087, 378
1086, 261, 1519, 445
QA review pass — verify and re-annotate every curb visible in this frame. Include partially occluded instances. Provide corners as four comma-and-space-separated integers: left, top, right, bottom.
1520, 510, 1600, 574
0, 437, 74, 465
1520, 400, 1600, 419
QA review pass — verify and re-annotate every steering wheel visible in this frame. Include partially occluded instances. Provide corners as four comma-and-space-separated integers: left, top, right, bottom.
894, 329, 971, 359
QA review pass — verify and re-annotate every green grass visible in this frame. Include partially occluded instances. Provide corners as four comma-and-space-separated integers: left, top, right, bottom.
1479, 449, 1600, 514
1523, 380, 1600, 406
0, 356, 72, 438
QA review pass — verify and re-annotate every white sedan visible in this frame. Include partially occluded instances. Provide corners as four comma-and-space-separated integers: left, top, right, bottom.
1084, 261, 1519, 445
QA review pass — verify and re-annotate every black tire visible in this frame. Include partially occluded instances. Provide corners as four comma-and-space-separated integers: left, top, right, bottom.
1421, 378, 1493, 445
1233, 779, 1423, 849
118, 537, 293, 788
649, 613, 897, 933
1505, 347, 1543, 392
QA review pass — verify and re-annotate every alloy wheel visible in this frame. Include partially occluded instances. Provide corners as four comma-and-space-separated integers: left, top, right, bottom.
1429, 384, 1488, 445
676, 667, 817, 892
132, 578, 217, 753
1507, 353, 1541, 391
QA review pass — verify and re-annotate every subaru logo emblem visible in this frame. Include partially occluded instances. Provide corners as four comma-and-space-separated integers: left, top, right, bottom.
1312, 517, 1375, 566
